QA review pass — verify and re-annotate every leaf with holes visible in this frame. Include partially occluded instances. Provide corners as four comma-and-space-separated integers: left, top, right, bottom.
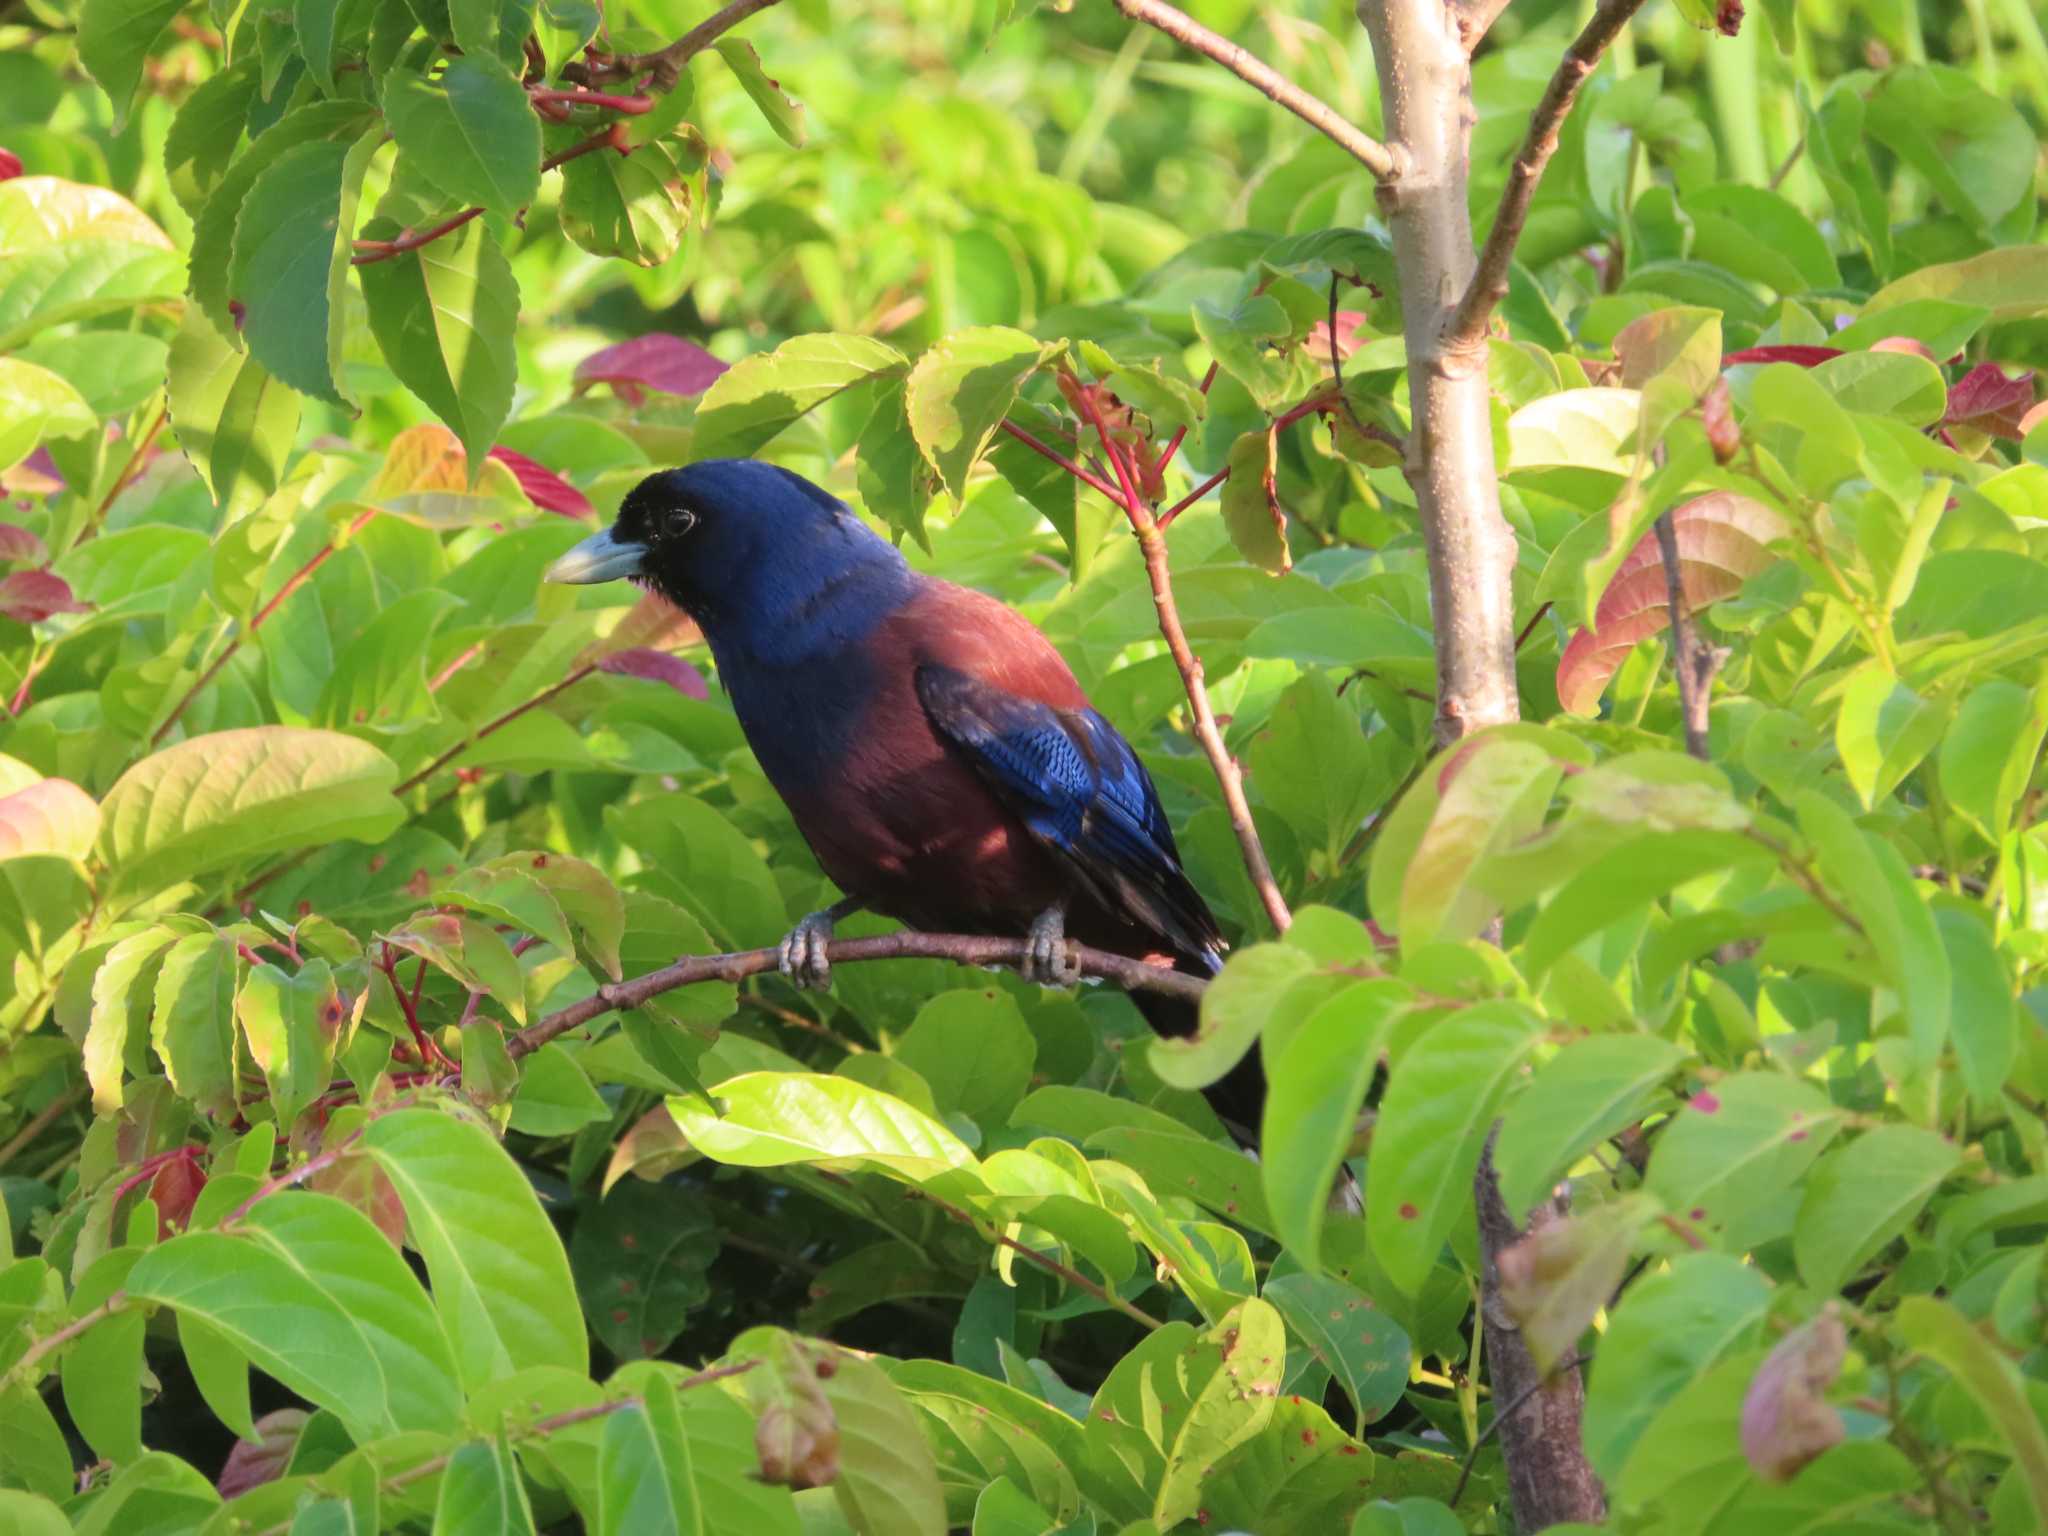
906, 326, 1064, 502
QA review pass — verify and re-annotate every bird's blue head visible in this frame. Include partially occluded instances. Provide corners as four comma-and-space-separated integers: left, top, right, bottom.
546, 460, 914, 656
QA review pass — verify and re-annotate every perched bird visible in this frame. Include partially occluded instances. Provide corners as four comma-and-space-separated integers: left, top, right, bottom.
548, 459, 1263, 1139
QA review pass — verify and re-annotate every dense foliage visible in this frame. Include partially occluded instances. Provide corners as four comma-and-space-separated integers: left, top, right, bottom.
2, 0, 2047, 1530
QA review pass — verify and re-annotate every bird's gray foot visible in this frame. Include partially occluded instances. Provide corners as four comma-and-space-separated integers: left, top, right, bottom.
778, 905, 845, 990
1021, 904, 1080, 987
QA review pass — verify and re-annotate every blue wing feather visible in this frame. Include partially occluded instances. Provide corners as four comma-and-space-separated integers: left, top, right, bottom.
916, 665, 1224, 968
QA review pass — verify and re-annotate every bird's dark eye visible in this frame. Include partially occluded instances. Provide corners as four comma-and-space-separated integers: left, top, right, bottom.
665, 506, 698, 537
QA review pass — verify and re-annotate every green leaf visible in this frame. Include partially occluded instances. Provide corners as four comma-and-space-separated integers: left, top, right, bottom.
1834, 665, 1946, 810
1644, 1071, 1843, 1242
165, 305, 302, 519
360, 1108, 589, 1387
1581, 1252, 1773, 1481
164, 57, 260, 218
84, 927, 175, 1113
895, 989, 1036, 1124
1219, 428, 1289, 574
1149, 941, 1315, 1090
572, 1180, 716, 1361
905, 326, 1062, 502
1793, 1124, 1960, 1297
1247, 672, 1385, 866
97, 728, 405, 900
0, 241, 185, 354
508, 1043, 609, 1136
1265, 1270, 1411, 1429
449, 0, 530, 67
606, 797, 787, 950
1154, 1298, 1286, 1527
1865, 64, 2035, 230
1365, 1001, 1544, 1296
382, 57, 541, 221
1865, 246, 2048, 323
1496, 1194, 1655, 1376
1795, 791, 1949, 1067
669, 1072, 979, 1183
298, 0, 367, 92
559, 138, 693, 267
436, 1438, 536, 1535
62, 1249, 145, 1462
1262, 981, 1406, 1273
1939, 907, 2018, 1108
228, 138, 355, 406
0, 1493, 69, 1536
1520, 829, 1767, 981
1895, 1297, 2048, 1528
689, 331, 906, 462
359, 217, 520, 471
237, 959, 341, 1133
0, 1384, 73, 1502
152, 931, 241, 1121
714, 39, 806, 146
1494, 1034, 1686, 1224
818, 1351, 947, 1536
1399, 735, 1564, 950
0, 357, 96, 474
78, 0, 185, 128
1940, 679, 2048, 844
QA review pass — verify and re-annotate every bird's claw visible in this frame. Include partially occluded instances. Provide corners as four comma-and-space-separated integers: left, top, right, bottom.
1021, 905, 1081, 987
777, 910, 837, 990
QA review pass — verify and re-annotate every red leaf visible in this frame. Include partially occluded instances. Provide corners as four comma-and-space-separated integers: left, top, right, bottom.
597, 647, 709, 699
1741, 1311, 1847, 1483
1556, 492, 1787, 716
217, 1409, 308, 1498
148, 1156, 206, 1238
0, 568, 90, 623
1306, 310, 1371, 362
486, 445, 594, 520
0, 148, 20, 182
1721, 345, 1841, 368
0, 523, 47, 566
1944, 363, 2037, 440
574, 334, 728, 403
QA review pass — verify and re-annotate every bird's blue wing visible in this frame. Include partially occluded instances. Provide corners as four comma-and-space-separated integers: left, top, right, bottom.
916, 664, 1224, 967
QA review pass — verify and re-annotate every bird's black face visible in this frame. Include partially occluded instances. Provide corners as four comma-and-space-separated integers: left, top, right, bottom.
546, 463, 750, 614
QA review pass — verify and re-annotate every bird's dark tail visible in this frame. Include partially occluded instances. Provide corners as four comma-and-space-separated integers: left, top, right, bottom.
1131, 963, 1266, 1150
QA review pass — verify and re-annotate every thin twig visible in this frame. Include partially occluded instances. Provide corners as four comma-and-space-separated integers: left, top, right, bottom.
1455, 0, 1519, 52
391, 664, 598, 797
350, 127, 624, 266
0, 1294, 129, 1394
1768, 134, 1806, 190
1158, 466, 1229, 527
1108, 0, 1397, 180
996, 419, 1126, 503
918, 1189, 1164, 1331
89, 403, 168, 531
153, 508, 380, 745
505, 931, 1210, 1059
1155, 361, 1218, 476
1068, 379, 1293, 933
1652, 510, 1725, 761
1743, 828, 1867, 937
597, 0, 788, 89
1445, 0, 1648, 356
1513, 601, 1554, 652
0, 1084, 86, 1170
1449, 1349, 1596, 1507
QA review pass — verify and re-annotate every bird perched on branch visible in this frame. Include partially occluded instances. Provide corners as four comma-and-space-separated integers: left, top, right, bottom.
549, 459, 1262, 1139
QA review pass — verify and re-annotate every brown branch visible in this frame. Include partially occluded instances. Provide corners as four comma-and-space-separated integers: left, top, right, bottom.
1108, 0, 1397, 180
506, 931, 1210, 1060
1474, 1130, 1606, 1527
1445, 0, 1647, 356
1159, 466, 1229, 527
1067, 379, 1293, 934
597, 0, 789, 89
1652, 511, 1726, 761
528, 87, 653, 114
1454, 0, 1519, 51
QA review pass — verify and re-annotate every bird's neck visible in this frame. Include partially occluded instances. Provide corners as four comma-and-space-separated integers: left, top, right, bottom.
696, 556, 919, 672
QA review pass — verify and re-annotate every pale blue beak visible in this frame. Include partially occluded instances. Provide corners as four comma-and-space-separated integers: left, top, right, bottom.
547, 527, 647, 585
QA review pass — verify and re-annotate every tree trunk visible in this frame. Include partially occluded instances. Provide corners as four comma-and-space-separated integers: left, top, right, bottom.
1356, 0, 1521, 746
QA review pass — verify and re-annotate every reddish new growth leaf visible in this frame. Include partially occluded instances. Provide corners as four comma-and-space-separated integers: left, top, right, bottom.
217, 1409, 309, 1497
0, 568, 90, 623
574, 334, 729, 406
1721, 345, 1841, 369
487, 446, 594, 519
1306, 310, 1370, 363
1944, 364, 2037, 441
1741, 1310, 1847, 1483
597, 647, 709, 699
1714, 0, 1743, 35
1556, 492, 1787, 716
148, 1155, 207, 1239
0, 148, 20, 182
0, 523, 47, 566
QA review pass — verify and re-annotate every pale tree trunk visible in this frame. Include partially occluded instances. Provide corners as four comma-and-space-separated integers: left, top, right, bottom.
1357, 0, 1523, 746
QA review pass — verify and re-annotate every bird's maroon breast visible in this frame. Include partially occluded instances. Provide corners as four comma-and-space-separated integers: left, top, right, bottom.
777, 580, 1086, 931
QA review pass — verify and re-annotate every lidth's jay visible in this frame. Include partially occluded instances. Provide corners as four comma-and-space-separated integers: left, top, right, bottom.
549, 460, 1263, 1138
